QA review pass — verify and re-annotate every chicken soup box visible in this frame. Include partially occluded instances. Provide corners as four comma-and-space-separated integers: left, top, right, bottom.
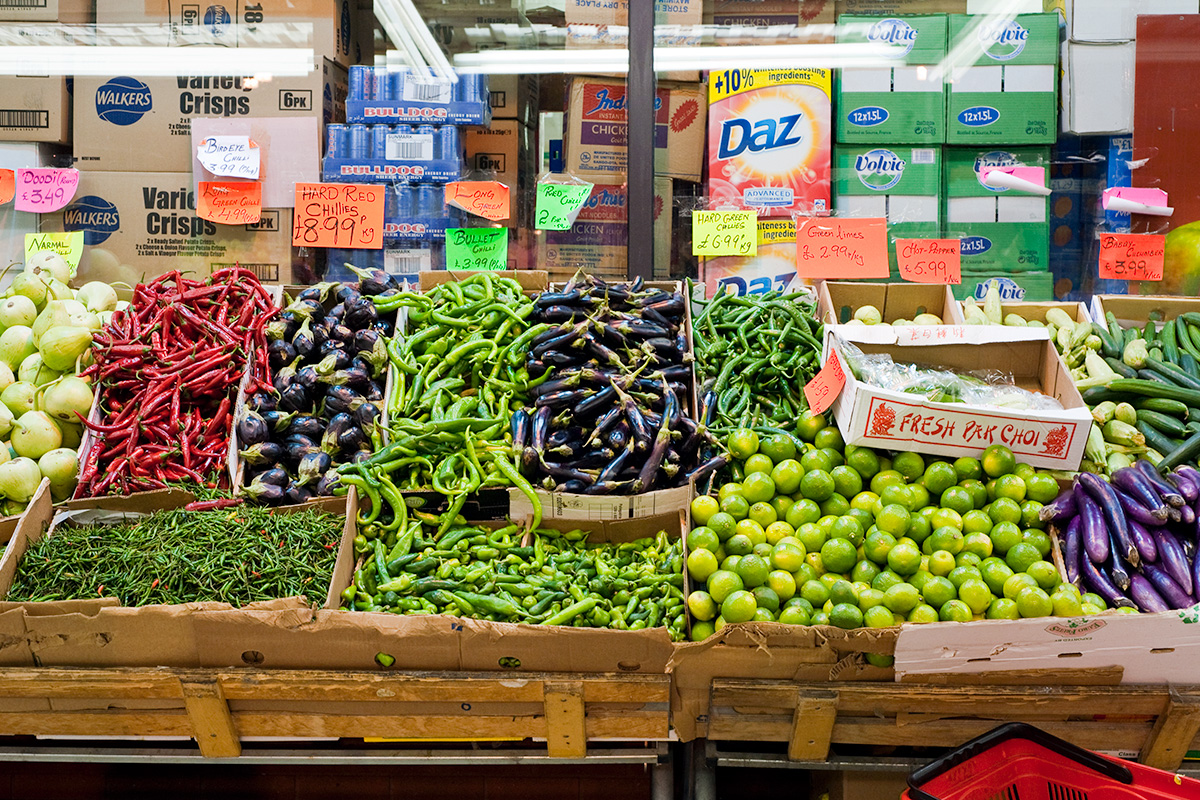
822, 325, 1090, 470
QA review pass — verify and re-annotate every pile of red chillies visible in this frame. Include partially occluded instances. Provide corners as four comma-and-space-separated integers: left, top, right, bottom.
75, 268, 277, 496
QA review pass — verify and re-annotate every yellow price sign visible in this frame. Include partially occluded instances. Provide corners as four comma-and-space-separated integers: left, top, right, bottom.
25, 231, 83, 270
692, 210, 757, 257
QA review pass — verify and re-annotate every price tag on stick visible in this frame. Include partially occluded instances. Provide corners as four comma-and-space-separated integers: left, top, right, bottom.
693, 210, 757, 256
794, 217, 889, 279
14, 168, 79, 213
293, 183, 383, 249
896, 238, 961, 284
804, 349, 846, 415
1098, 234, 1166, 281
445, 228, 508, 271
535, 182, 591, 230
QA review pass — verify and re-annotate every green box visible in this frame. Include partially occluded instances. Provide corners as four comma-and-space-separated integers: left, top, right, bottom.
945, 14, 1058, 145
943, 146, 1050, 273
835, 144, 941, 273
952, 272, 1055, 302
837, 15, 948, 144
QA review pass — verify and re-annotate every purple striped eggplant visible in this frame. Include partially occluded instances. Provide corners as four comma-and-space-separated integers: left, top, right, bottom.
1078, 491, 1109, 565
1114, 487, 1166, 530
1079, 472, 1138, 565
1134, 460, 1185, 506
1151, 527, 1193, 595
1062, 516, 1083, 589
1127, 519, 1158, 564
1039, 487, 1078, 523
1129, 574, 1171, 613
1170, 465, 1200, 503
1112, 467, 1170, 519
1141, 562, 1195, 609
1081, 554, 1137, 609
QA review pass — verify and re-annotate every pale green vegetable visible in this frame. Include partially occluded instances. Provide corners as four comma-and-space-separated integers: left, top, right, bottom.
42, 376, 93, 423
1003, 313, 1027, 326
854, 305, 883, 325
0, 457, 42, 503
1122, 338, 1149, 369
0, 326, 36, 370
983, 280, 1003, 324
10, 411, 62, 459
37, 326, 93, 371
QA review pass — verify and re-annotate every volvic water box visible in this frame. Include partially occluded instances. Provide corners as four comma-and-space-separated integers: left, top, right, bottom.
707, 68, 832, 216
945, 13, 1058, 144
943, 146, 1051, 274
834, 145, 940, 273
837, 15, 948, 144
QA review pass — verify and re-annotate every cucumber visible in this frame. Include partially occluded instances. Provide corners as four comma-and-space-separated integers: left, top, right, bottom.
1082, 386, 1131, 405
1163, 320, 1180, 365
1182, 352, 1200, 378
1133, 397, 1190, 418
1092, 322, 1120, 359
1136, 409, 1188, 438
1181, 324, 1200, 361
1137, 369, 1176, 385
1107, 378, 1200, 407
1107, 311, 1123, 343
1145, 357, 1200, 391
1136, 420, 1184, 457
1158, 429, 1200, 471
1104, 357, 1138, 379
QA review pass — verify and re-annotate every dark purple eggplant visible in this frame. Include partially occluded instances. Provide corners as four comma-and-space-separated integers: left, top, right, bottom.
635, 387, 676, 492
1127, 519, 1158, 564
261, 409, 295, 433
266, 318, 293, 342
1141, 561, 1194, 609
606, 421, 631, 451
296, 283, 331, 304
317, 349, 353, 376
1114, 487, 1165, 530
1182, 504, 1197, 527
1078, 491, 1109, 564
546, 427, 585, 450
1170, 465, 1200, 503
533, 325, 584, 358
510, 408, 531, 460
348, 266, 397, 297
1062, 516, 1082, 588
540, 462, 597, 483
525, 405, 552, 473
325, 385, 364, 414
1079, 472, 1137, 564
337, 426, 364, 452
1152, 527, 1193, 595
1039, 487, 1078, 523
315, 470, 340, 497
536, 389, 587, 410
1112, 467, 1170, 518
1109, 550, 1132, 591
243, 477, 285, 505
297, 451, 332, 486
344, 298, 378, 330
318, 340, 346, 360
295, 366, 320, 391
1080, 554, 1136, 609
248, 391, 277, 413
291, 318, 315, 359
279, 382, 310, 413
311, 323, 331, 350
356, 402, 380, 429
237, 412, 269, 446
639, 294, 685, 318
1130, 573, 1171, 613
575, 385, 617, 419
584, 478, 640, 495
283, 483, 314, 505
698, 390, 717, 427
257, 467, 291, 487
539, 305, 582, 323
287, 297, 324, 322
540, 350, 580, 368
335, 284, 361, 305
364, 381, 384, 403
536, 290, 582, 308
558, 479, 590, 493
597, 444, 635, 485
585, 336, 624, 367
287, 415, 325, 440
272, 372, 293, 395
268, 339, 296, 371
240, 441, 284, 467
1136, 460, 1186, 505
320, 367, 371, 389
321, 413, 355, 451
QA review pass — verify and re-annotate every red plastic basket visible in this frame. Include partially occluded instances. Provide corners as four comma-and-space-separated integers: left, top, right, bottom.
903, 723, 1200, 800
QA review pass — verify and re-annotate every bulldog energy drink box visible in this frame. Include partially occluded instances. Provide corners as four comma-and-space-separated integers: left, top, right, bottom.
707, 67, 832, 216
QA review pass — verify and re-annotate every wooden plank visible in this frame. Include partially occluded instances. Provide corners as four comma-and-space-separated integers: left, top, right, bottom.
544, 681, 586, 759
788, 690, 837, 761
1141, 695, 1200, 771
0, 711, 192, 737
899, 666, 1125, 686
181, 679, 241, 759
0, 668, 182, 700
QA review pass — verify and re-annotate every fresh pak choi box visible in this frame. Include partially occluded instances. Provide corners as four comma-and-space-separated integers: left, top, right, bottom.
945, 14, 1057, 145
837, 15, 947, 144
834, 144, 940, 273
943, 146, 1050, 273
707, 67, 832, 216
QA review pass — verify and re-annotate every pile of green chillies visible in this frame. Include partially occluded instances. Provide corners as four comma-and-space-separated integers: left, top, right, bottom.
335, 273, 545, 532
341, 513, 685, 640
690, 283, 824, 437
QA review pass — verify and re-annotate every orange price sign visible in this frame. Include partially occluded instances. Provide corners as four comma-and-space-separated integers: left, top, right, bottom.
293, 183, 383, 249
0, 169, 13, 205
198, 181, 262, 225
804, 349, 847, 415
445, 181, 510, 221
1098, 233, 1165, 281
794, 217, 889, 279
896, 238, 961, 284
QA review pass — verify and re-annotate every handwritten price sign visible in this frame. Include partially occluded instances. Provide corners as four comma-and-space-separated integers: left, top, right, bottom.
795, 217, 889, 279
197, 136, 260, 180
535, 182, 592, 230
804, 349, 847, 415
693, 210, 758, 256
1098, 233, 1165, 281
293, 183, 383, 249
198, 181, 262, 225
896, 238, 961, 284
445, 228, 508, 271
445, 181, 510, 221
0, 170, 13, 205
14, 168, 79, 213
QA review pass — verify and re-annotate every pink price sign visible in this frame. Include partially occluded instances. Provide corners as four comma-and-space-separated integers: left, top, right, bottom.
14, 168, 79, 213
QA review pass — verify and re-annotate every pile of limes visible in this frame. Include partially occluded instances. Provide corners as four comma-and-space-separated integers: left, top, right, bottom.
686, 412, 1127, 644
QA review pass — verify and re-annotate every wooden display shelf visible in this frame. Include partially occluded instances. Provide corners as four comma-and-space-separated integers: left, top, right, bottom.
0, 668, 670, 759
707, 680, 1200, 771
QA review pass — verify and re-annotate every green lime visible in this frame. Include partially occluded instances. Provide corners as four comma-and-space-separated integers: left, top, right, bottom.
956, 551, 982, 569
688, 590, 717, 621
981, 559, 1015, 596
906, 513, 932, 544
690, 620, 716, 641
820, 447, 845, 468
892, 451, 926, 480
691, 495, 719, 526
947, 565, 982, 590
988, 496, 1023, 526
1022, 529, 1052, 559
745, 453, 775, 477
887, 542, 922, 576
707, 570, 744, 604
870, 469, 906, 495
741, 472, 777, 504
960, 479, 989, 510
718, 482, 744, 502
830, 602, 864, 629
800, 449, 834, 474
989, 521, 1022, 555
864, 604, 895, 628
909, 603, 939, 624
1003, 572, 1039, 601
720, 493, 750, 521
771, 495, 795, 521
879, 483, 914, 511
831, 465, 863, 499
708, 512, 737, 541
735, 554, 771, 588
883, 583, 920, 614
688, 526, 720, 553
820, 537, 858, 574
858, 587, 885, 610
852, 559, 882, 585
981, 444, 1017, 478
814, 426, 844, 451
993, 474, 1027, 502
820, 493, 851, 517
767, 570, 797, 602
922, 461, 959, 496
687, 548, 719, 582
1081, 592, 1108, 611
1016, 586, 1053, 618
1025, 473, 1060, 504
831, 515, 865, 546
940, 486, 974, 516
1005, 542, 1042, 573
845, 446, 881, 479
957, 578, 993, 614
752, 585, 781, 613
829, 579, 859, 606
770, 459, 803, 494
929, 526, 964, 555
962, 532, 994, 559
875, 503, 911, 537
928, 549, 957, 577
764, 520, 795, 546
725, 534, 753, 557
1052, 591, 1083, 617
727, 429, 760, 460
796, 523, 826, 554
810, 611, 830, 626
930, 507, 963, 532
962, 509, 993, 536
954, 457, 983, 481
800, 469, 835, 502
721, 590, 758, 623
748, 502, 778, 529
778, 605, 811, 625
872, 569, 905, 593
800, 579, 830, 607
909, 569, 932, 591
1026, 560, 1060, 591
771, 542, 807, 573
796, 411, 827, 443
939, 599, 973, 622
986, 598, 1020, 620
1020, 500, 1045, 530
921, 575, 957, 608
786, 498, 822, 528
863, 531, 896, 565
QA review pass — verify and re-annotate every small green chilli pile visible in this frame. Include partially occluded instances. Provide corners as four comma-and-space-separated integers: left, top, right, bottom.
8, 506, 343, 606
342, 511, 686, 640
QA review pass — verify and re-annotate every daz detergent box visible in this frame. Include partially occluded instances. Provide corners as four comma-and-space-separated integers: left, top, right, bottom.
707, 67, 831, 216
700, 218, 800, 297
945, 14, 1057, 144
834, 145, 940, 273
837, 15, 948, 144
943, 146, 1050, 273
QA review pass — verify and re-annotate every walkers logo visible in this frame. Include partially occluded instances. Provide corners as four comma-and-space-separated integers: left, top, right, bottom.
62, 196, 120, 245
978, 19, 1028, 62
203, 4, 231, 37
95, 77, 152, 126
855, 148, 905, 192
868, 18, 918, 58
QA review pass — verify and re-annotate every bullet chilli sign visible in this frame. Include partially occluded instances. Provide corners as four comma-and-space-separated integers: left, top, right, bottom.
860, 396, 1078, 461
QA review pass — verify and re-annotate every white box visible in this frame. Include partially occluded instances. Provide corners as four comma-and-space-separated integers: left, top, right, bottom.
838, 194, 888, 218
1062, 41, 1135, 135
951, 65, 1002, 93
947, 196, 996, 223
997, 195, 1047, 223
840, 68, 892, 93
889, 195, 939, 224
1004, 64, 1055, 93
892, 67, 942, 94
825, 326, 1091, 470
1060, 0, 1199, 42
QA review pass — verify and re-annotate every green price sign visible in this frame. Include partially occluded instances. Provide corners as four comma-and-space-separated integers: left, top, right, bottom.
445, 228, 508, 271
535, 182, 592, 231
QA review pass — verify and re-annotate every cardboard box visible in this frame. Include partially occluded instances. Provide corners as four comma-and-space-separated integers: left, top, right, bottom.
464, 119, 535, 227
1062, 41, 1134, 135
817, 280, 962, 324
96, 0, 362, 66
834, 144, 941, 274
1053, 0, 1198, 41
707, 67, 832, 216
73, 59, 348, 172
0, 76, 70, 144
811, 771, 911, 800
539, 175, 672, 282
953, 272, 1055, 302
837, 15, 948, 144
564, 77, 706, 183
41, 171, 296, 285
1090, 294, 1200, 331
564, 0, 702, 26
700, 218, 802, 297
0, 0, 90, 22
825, 325, 1091, 469
487, 73, 538, 127
943, 146, 1051, 274
708, 0, 834, 26
836, 0, 967, 13
945, 14, 1058, 145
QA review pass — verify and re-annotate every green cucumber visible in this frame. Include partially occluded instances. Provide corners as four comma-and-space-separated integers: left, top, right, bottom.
1133, 397, 1190, 418
1145, 357, 1200, 391
1106, 378, 1200, 407
1136, 420, 1183, 457
1182, 352, 1200, 378
1135, 409, 1188, 438
1158, 429, 1200, 471
1104, 357, 1138, 379
1091, 322, 1120, 359
1162, 319, 1180, 365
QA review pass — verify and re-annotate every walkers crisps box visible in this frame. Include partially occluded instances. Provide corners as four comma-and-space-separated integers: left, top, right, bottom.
564, 77, 706, 182
73, 59, 348, 172
40, 171, 294, 285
